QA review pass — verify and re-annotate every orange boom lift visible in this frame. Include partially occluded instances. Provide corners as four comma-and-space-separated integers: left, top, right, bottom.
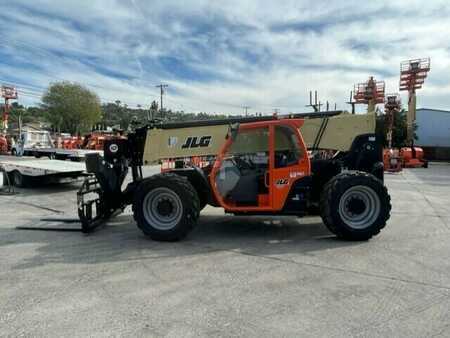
0, 85, 18, 155
399, 58, 430, 168
353, 76, 385, 114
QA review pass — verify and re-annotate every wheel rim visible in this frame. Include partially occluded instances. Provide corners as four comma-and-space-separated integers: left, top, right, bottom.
143, 187, 183, 230
338, 185, 380, 229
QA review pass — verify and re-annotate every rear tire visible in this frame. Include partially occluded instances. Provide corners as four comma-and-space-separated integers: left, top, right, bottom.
133, 173, 200, 241
320, 171, 391, 241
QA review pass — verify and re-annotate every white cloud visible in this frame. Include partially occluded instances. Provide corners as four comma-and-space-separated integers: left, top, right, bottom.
1, 0, 450, 113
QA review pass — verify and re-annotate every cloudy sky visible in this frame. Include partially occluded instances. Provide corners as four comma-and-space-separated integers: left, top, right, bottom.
1, 0, 450, 114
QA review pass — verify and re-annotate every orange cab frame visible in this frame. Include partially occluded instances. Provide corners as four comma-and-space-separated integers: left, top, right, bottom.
209, 119, 310, 213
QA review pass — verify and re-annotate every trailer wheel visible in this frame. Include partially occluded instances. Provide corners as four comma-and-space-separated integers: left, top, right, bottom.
320, 171, 391, 241
11, 170, 27, 188
133, 173, 200, 241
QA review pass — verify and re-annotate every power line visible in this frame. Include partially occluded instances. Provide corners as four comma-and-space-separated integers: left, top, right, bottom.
1, 77, 302, 114
3, 41, 298, 113
2, 38, 309, 112
0, 78, 46, 92
18, 92, 42, 99
0, 78, 149, 108
1, 38, 163, 98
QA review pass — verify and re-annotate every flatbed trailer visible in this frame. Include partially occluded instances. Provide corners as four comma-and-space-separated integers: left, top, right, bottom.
0, 156, 88, 187
21, 148, 103, 161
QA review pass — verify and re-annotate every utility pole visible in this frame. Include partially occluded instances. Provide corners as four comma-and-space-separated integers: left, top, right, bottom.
155, 84, 168, 118
243, 106, 250, 117
306, 90, 322, 112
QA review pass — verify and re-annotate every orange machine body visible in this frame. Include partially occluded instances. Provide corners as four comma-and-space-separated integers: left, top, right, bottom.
400, 147, 427, 168
209, 119, 310, 213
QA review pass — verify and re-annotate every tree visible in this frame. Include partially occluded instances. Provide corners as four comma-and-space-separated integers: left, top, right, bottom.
101, 101, 136, 130
41, 82, 102, 134
376, 109, 414, 148
7, 102, 46, 128
8, 102, 26, 125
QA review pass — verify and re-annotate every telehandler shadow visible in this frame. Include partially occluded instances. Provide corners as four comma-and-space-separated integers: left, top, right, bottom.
8, 213, 363, 270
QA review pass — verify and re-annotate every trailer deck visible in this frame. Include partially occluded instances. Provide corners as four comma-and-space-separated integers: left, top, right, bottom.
21, 148, 102, 161
0, 156, 87, 187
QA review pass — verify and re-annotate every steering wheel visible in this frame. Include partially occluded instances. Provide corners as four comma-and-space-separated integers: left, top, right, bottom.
232, 156, 254, 171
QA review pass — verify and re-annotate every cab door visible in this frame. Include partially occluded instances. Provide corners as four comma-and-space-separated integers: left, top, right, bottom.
212, 124, 272, 211
270, 123, 310, 210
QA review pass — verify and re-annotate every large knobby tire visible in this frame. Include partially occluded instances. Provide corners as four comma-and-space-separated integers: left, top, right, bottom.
133, 173, 200, 241
320, 171, 391, 241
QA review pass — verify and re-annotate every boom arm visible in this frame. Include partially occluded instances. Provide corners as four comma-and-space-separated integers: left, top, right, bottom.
142, 113, 376, 164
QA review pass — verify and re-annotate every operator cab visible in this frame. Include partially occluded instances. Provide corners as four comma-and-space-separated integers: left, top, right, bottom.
213, 120, 310, 211
216, 127, 269, 206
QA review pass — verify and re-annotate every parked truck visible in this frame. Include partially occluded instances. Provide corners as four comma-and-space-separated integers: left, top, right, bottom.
12, 129, 101, 161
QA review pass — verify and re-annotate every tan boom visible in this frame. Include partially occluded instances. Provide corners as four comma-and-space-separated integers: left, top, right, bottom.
142, 113, 376, 165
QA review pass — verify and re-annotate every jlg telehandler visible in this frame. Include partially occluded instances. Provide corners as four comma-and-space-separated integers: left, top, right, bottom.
78, 112, 391, 241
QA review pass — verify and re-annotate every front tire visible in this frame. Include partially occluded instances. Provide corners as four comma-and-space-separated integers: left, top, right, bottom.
320, 171, 391, 240
133, 173, 200, 241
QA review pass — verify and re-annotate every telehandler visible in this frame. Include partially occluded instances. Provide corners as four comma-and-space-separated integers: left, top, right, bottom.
78, 112, 391, 241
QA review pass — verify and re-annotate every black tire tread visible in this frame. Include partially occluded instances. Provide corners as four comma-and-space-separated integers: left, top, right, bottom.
132, 173, 200, 241
320, 171, 391, 240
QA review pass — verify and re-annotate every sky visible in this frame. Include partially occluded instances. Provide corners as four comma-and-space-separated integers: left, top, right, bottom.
1, 0, 450, 114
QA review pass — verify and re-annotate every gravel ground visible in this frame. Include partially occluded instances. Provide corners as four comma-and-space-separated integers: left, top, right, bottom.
1, 163, 449, 337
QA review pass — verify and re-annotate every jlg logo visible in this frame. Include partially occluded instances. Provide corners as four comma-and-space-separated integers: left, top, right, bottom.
181, 136, 212, 149
275, 178, 288, 188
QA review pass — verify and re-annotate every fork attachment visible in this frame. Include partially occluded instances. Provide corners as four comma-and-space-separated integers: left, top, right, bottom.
77, 177, 112, 233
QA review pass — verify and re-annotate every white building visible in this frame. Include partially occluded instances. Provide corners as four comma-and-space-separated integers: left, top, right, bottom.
416, 108, 450, 147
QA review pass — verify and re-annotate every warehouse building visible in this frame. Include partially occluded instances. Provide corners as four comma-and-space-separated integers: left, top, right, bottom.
416, 108, 450, 160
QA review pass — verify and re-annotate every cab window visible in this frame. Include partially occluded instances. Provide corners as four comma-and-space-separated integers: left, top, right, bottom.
274, 125, 302, 168
216, 127, 269, 206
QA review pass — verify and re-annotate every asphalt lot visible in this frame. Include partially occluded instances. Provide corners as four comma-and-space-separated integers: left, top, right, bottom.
1, 164, 450, 337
